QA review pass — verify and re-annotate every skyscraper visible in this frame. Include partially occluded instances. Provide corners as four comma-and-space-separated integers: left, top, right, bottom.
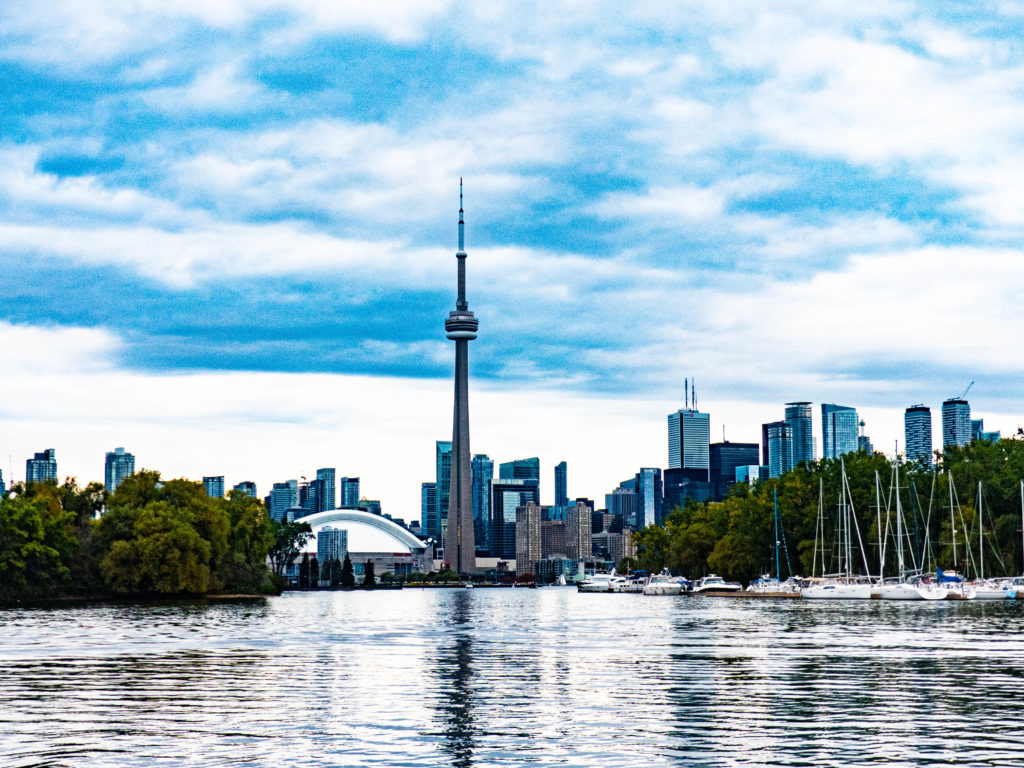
942, 398, 971, 448
785, 402, 814, 466
433, 441, 452, 541
490, 477, 540, 560
904, 405, 932, 465
233, 481, 257, 497
515, 501, 542, 576
443, 181, 479, 575
316, 468, 336, 511
821, 404, 859, 460
269, 480, 298, 522
709, 441, 759, 499
26, 449, 57, 483
0, 469, 6, 496
554, 460, 568, 507
499, 457, 541, 483
339, 477, 360, 508
421, 482, 436, 533
566, 501, 592, 562
667, 407, 710, 476
104, 447, 135, 493
764, 421, 792, 479
620, 468, 663, 528
203, 476, 225, 498
472, 454, 494, 554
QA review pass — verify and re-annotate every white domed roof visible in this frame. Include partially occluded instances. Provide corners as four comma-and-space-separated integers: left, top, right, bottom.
296, 509, 427, 555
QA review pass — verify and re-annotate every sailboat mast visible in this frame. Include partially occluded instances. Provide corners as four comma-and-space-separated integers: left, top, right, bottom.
978, 481, 984, 581
1020, 479, 1023, 576
774, 488, 781, 582
896, 455, 904, 580
949, 470, 957, 570
875, 470, 883, 580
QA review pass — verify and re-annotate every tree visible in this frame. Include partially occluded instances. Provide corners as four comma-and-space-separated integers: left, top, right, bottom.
298, 553, 311, 589
267, 519, 313, 581
220, 491, 275, 593
341, 555, 355, 587
363, 559, 376, 587
0, 493, 75, 599
309, 556, 320, 586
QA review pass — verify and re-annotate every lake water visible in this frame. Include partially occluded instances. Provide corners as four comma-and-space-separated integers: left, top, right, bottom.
2, 589, 1023, 767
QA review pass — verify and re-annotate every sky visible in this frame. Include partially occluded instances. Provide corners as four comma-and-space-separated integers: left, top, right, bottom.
2, 1, 1023, 518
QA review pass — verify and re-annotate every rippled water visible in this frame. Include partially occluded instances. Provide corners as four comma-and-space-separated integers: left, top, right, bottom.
2, 591, 1023, 767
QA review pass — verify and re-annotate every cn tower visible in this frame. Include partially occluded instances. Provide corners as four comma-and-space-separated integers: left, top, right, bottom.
444, 179, 478, 575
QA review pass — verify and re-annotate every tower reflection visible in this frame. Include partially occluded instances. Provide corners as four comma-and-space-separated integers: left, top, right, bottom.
435, 590, 476, 768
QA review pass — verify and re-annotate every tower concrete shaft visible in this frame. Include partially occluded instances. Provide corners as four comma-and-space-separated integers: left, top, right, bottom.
444, 180, 478, 574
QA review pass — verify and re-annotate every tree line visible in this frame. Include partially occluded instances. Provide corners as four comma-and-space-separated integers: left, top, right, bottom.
0, 470, 311, 601
633, 436, 1024, 584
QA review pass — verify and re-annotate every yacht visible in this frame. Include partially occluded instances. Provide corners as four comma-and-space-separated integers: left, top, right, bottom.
616, 572, 649, 593
692, 574, 742, 594
746, 575, 802, 595
577, 573, 624, 593
801, 578, 875, 599
642, 572, 682, 596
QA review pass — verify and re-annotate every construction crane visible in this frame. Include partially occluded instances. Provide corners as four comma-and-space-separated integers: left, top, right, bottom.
953, 381, 974, 400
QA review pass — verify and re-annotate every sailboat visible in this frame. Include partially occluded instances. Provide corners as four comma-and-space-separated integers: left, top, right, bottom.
746, 488, 802, 596
803, 458, 875, 599
966, 481, 1010, 600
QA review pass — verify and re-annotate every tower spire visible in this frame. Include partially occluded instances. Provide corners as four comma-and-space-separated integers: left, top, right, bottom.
458, 177, 465, 253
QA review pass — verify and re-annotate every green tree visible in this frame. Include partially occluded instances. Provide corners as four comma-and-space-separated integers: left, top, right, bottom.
309, 556, 320, 586
219, 491, 275, 592
298, 553, 311, 588
267, 519, 313, 581
341, 554, 355, 587
0, 493, 75, 599
363, 559, 376, 587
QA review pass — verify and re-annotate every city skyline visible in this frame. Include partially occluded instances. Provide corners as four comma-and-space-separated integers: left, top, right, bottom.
1, 4, 1024, 517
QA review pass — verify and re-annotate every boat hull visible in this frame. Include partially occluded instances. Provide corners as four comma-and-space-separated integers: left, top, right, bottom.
802, 583, 875, 599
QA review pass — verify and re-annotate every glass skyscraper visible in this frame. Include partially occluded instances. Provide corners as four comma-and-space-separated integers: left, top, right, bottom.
554, 460, 568, 507
420, 482, 436, 533
904, 405, 932, 465
104, 447, 135, 493
764, 420, 793, 479
472, 454, 494, 554
433, 441, 452, 541
26, 449, 57, 484
821, 404, 859, 460
203, 476, 225, 498
667, 409, 710, 476
339, 477, 360, 508
942, 398, 971, 448
784, 402, 814, 466
316, 468, 336, 511
490, 477, 541, 560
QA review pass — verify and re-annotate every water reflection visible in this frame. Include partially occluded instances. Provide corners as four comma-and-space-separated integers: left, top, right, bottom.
435, 590, 476, 768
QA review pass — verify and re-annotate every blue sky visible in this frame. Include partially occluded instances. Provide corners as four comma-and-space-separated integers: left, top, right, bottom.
2, 2, 1023, 512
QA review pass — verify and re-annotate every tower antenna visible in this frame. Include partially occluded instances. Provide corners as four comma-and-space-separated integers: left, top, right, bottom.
685, 378, 689, 410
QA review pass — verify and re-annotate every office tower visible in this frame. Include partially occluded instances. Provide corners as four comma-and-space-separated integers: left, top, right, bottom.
942, 398, 971, 448
316, 468, 336, 511
620, 469, 663, 528
500, 457, 541, 483
421, 482, 437, 535
785, 402, 814, 465
904, 405, 932, 465
709, 441, 759, 500
433, 441, 452, 541
443, 181, 480, 574
858, 435, 873, 453
554, 460, 568, 507
605, 487, 637, 525
763, 420, 792, 478
232, 481, 257, 498
203, 476, 225, 498
663, 467, 714, 510
269, 480, 299, 522
104, 447, 135, 493
515, 502, 542, 576
490, 477, 541, 560
339, 477, 361, 508
667, 408, 710, 475
821, 404, 859, 460
26, 449, 57, 483
317, 527, 349, 564
472, 454, 494, 554
566, 501, 592, 561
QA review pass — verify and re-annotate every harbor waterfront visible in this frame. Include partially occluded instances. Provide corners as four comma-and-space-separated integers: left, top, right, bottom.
2, 590, 1024, 767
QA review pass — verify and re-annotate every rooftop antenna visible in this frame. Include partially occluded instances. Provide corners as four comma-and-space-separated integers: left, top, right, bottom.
693, 380, 697, 411
685, 378, 689, 410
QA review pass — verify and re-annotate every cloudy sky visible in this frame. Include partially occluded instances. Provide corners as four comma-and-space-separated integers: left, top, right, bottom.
2, 2, 1022, 516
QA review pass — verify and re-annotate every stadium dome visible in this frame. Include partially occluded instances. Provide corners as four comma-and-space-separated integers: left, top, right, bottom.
295, 508, 431, 574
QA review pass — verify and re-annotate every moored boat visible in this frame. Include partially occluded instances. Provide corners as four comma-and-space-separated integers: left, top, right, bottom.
642, 571, 683, 596
692, 574, 742, 594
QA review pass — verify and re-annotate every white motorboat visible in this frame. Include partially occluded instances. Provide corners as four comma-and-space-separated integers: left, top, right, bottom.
616, 573, 649, 593
692, 574, 742, 594
967, 579, 1009, 600
801, 579, 875, 599
577, 573, 624, 593
746, 575, 802, 595
642, 573, 682, 596
878, 580, 923, 601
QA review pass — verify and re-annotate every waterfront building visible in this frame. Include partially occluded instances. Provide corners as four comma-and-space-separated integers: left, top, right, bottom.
667, 407, 710, 474
269, 480, 299, 522
232, 481, 257, 497
786, 402, 814, 465
764, 420, 793, 478
296, 509, 431, 576
663, 467, 714, 510
317, 526, 349, 564
709, 441, 759, 500
26, 449, 57, 484
472, 454, 494, 555
942, 398, 971, 449
904, 405, 932, 465
339, 477, 361, 508
316, 468, 336, 511
490, 478, 540, 560
433, 441, 452, 541
203, 476, 225, 498
515, 502, 542, 576
104, 447, 135, 493
821, 404, 859, 460
554, 461, 568, 507
566, 501, 592, 561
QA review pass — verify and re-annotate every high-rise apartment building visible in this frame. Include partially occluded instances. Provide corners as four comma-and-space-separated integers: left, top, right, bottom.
942, 398, 971, 449
904, 405, 932, 465
316, 468, 336, 511
821, 404, 859, 460
317, 527, 348, 563
203, 476, 225, 498
620, 469, 663, 528
269, 480, 299, 522
667, 408, 710, 476
554, 461, 568, 507
433, 441, 452, 541
232, 481, 257, 497
472, 454, 494, 554
339, 477, 361, 508
566, 501, 592, 562
104, 447, 135, 493
26, 449, 57, 484
764, 421, 792, 478
785, 402, 814, 466
515, 502, 542, 576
